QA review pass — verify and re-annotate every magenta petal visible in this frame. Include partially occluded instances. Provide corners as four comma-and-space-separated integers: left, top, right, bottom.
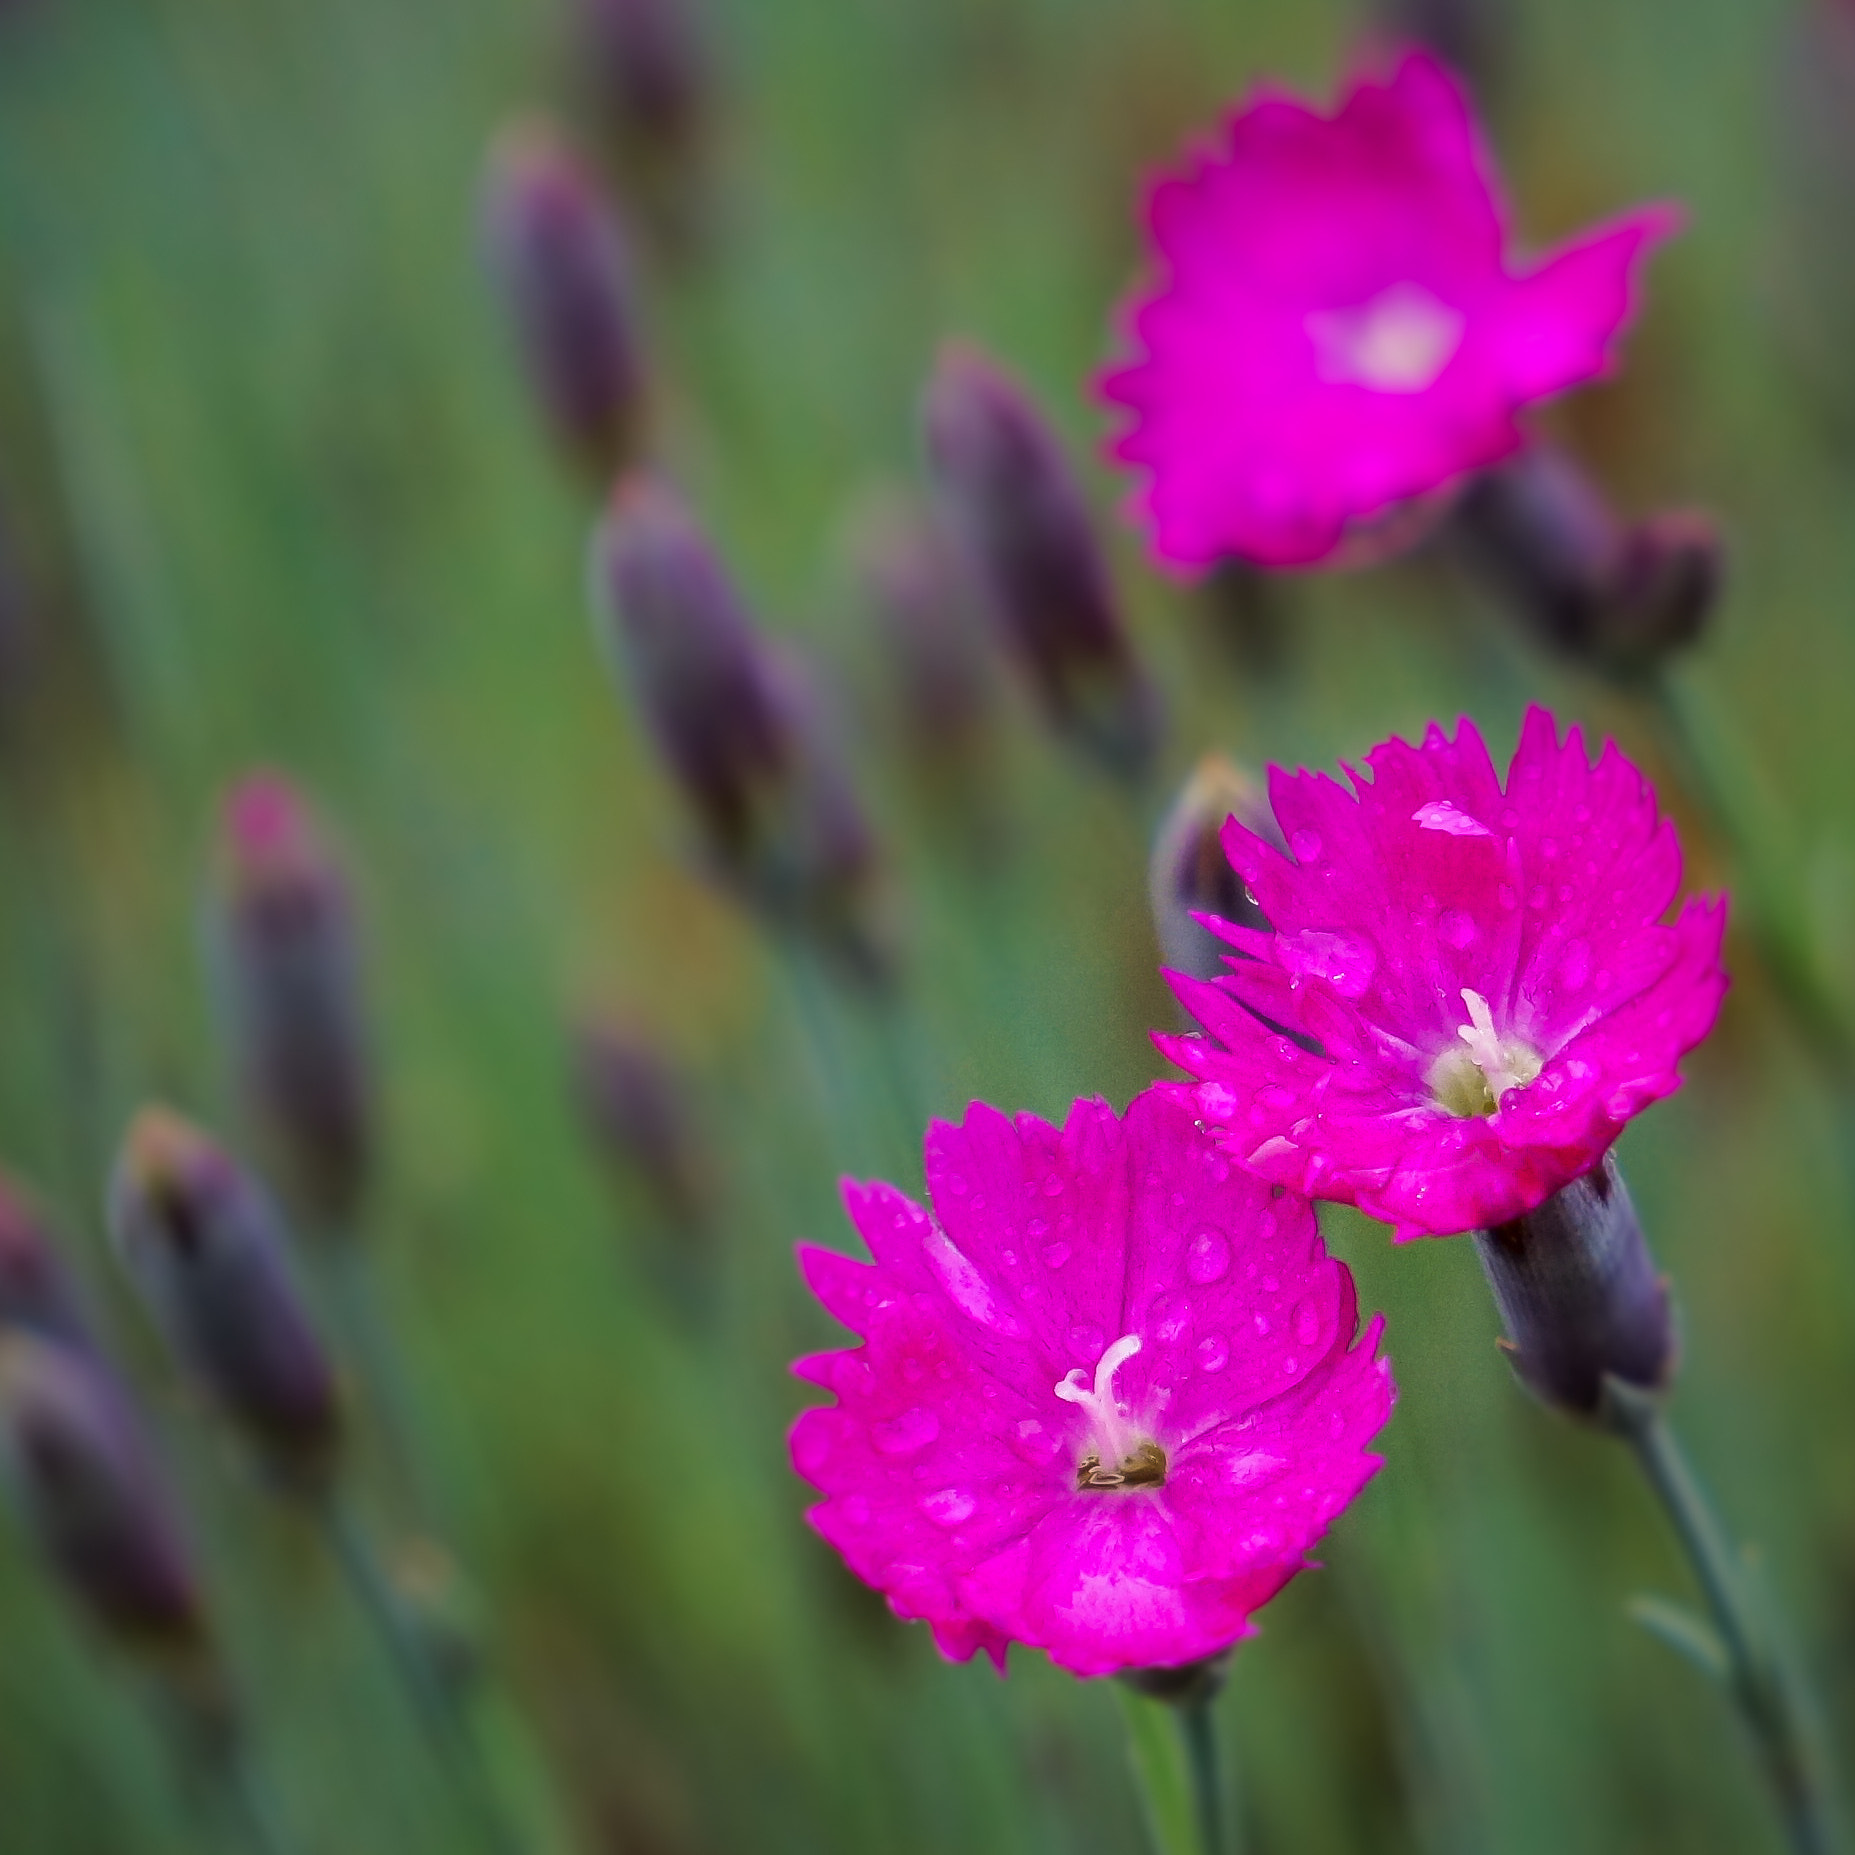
1102, 53, 1677, 571
1496, 208, 1679, 401
789, 1089, 1395, 1676
1171, 708, 1729, 1237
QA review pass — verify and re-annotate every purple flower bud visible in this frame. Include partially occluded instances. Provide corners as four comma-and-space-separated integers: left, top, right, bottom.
572, 1019, 710, 1224
0, 1333, 206, 1648
592, 477, 892, 968
1148, 756, 1280, 983
592, 473, 795, 858
1474, 1152, 1676, 1423
484, 119, 647, 478
571, 0, 712, 165
0, 1172, 91, 1350
922, 344, 1159, 778
211, 774, 373, 1231
850, 493, 991, 754
110, 1109, 341, 1480
1454, 443, 1719, 677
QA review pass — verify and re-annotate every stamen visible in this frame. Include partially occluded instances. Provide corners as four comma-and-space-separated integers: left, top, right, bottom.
1426, 987, 1544, 1118
1056, 1333, 1166, 1490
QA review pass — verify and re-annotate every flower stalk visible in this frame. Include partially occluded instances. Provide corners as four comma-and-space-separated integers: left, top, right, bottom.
1476, 1164, 1842, 1855
1118, 1660, 1235, 1855
1605, 1381, 1842, 1855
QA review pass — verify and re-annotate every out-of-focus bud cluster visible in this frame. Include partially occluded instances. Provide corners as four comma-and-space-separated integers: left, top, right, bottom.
1474, 1151, 1675, 1424
484, 119, 648, 479
573, 1018, 711, 1229
211, 774, 373, 1233
0, 1331, 207, 1652
849, 492, 992, 762
591, 474, 890, 977
570, 0, 712, 173
110, 1108, 341, 1485
923, 344, 1160, 782
1148, 756, 1279, 984
1453, 442, 1721, 679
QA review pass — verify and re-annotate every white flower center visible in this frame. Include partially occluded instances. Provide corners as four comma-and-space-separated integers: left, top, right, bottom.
1055, 1333, 1164, 1488
1426, 987, 1544, 1118
1307, 282, 1465, 394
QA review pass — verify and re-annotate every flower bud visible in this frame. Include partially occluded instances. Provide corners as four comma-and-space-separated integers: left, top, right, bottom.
0, 1171, 91, 1350
1473, 1151, 1675, 1423
850, 492, 991, 755
572, 1019, 710, 1225
592, 477, 890, 971
0, 1333, 206, 1648
1149, 756, 1279, 983
484, 119, 648, 478
592, 473, 795, 856
110, 1109, 340, 1480
1453, 443, 1720, 678
572, 0, 711, 160
922, 344, 1159, 779
211, 774, 373, 1231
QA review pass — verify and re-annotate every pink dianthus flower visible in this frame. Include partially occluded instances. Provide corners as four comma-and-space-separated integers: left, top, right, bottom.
790, 1089, 1393, 1677
1160, 707, 1728, 1241
1101, 51, 1677, 571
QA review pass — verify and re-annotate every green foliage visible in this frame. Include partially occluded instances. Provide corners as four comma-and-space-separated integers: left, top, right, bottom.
0, 0, 1850, 1850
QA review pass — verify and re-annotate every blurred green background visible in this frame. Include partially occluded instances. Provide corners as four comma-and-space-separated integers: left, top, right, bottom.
0, 0, 1851, 1849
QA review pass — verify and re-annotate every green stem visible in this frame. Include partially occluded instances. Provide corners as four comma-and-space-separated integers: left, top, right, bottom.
1179, 1691, 1226, 1855
318, 1235, 438, 1526
317, 1494, 526, 1855
1607, 1383, 1843, 1855
1117, 1680, 1232, 1855
215, 1741, 297, 1855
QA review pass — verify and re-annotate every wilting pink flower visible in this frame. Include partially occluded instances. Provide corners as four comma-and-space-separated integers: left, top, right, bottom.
1101, 51, 1676, 571
1161, 707, 1728, 1240
790, 1089, 1393, 1677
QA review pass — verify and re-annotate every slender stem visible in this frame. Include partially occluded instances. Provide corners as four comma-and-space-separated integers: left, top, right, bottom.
316, 1494, 526, 1855
215, 1741, 297, 1855
318, 1236, 438, 1526
1607, 1383, 1843, 1855
1117, 1679, 1234, 1855
1179, 1691, 1227, 1855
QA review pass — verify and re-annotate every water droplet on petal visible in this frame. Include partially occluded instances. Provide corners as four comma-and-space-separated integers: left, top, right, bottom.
1149, 1292, 1191, 1343
1278, 928, 1378, 999
1186, 1228, 1231, 1285
1068, 1324, 1103, 1358
874, 1409, 941, 1456
1253, 1313, 1272, 1336
1438, 908, 1478, 950
1290, 828, 1322, 862
1012, 1419, 1060, 1465
924, 1228, 1025, 1337
1197, 1334, 1229, 1374
1293, 1301, 1323, 1347
921, 1488, 975, 1528
1041, 1241, 1071, 1270
1559, 938, 1593, 990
